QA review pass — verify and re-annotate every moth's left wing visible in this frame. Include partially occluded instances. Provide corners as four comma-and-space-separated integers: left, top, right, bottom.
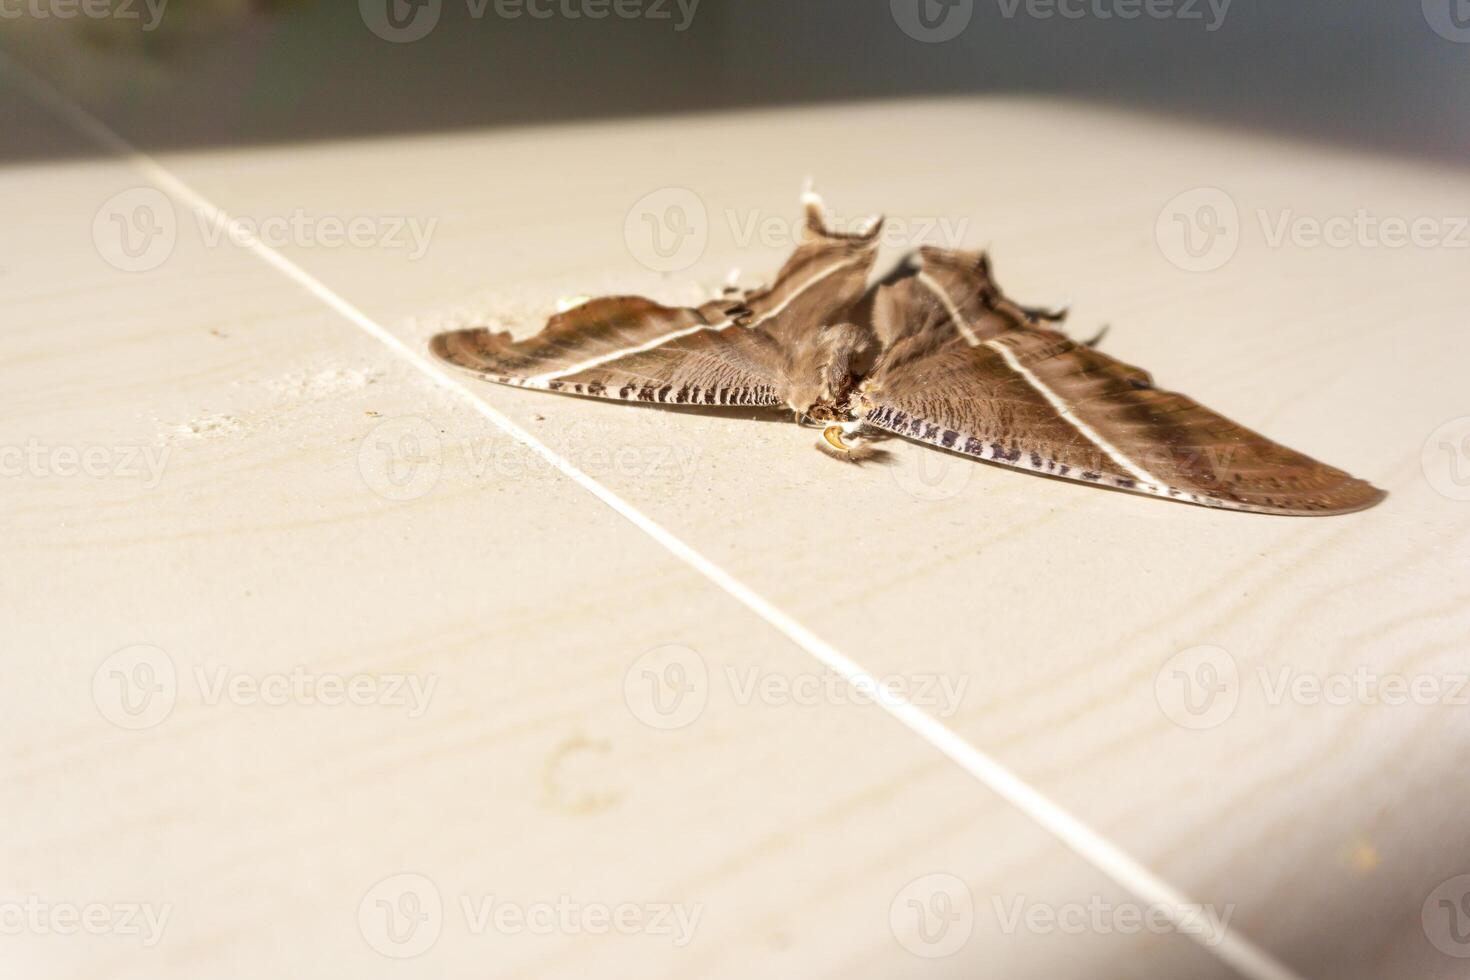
860, 279, 1385, 516
432, 297, 787, 407
431, 193, 882, 408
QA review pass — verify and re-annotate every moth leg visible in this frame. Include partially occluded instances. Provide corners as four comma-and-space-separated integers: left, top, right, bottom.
817, 421, 882, 462
1082, 324, 1111, 348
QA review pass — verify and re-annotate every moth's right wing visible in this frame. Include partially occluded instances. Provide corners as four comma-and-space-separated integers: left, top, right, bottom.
431, 194, 882, 408
859, 271, 1386, 516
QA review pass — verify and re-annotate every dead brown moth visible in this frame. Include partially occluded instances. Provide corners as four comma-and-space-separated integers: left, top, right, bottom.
431, 191, 1385, 516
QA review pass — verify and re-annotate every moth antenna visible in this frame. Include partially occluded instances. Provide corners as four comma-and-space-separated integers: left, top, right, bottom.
1083, 323, 1111, 348
802, 178, 829, 234
1019, 300, 1070, 324
801, 179, 883, 243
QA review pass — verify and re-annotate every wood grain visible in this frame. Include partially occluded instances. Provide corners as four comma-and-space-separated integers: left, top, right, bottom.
3, 83, 1467, 979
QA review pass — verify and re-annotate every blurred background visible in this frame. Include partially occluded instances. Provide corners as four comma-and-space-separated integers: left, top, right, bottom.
2, 0, 1468, 164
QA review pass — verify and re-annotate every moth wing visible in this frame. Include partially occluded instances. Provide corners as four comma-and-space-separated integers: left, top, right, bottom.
431, 192, 882, 408
860, 245, 1067, 351
432, 298, 786, 407
861, 283, 1385, 516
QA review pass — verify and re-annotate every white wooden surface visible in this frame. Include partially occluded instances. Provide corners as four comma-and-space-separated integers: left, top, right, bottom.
3, 64, 1468, 980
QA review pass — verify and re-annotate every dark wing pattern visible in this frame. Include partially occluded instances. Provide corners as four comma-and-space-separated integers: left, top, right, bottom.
430, 197, 882, 408
859, 250, 1385, 516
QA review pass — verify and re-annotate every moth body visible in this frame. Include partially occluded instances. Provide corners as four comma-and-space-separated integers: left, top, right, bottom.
429, 188, 1386, 516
